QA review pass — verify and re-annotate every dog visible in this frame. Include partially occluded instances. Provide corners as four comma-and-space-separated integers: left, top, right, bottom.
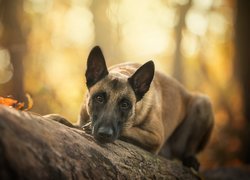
46, 46, 214, 171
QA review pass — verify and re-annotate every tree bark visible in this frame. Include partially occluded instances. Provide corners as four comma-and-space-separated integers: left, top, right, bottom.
0, 105, 199, 180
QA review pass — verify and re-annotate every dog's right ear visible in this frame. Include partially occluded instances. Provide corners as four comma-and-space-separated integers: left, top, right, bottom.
85, 46, 108, 88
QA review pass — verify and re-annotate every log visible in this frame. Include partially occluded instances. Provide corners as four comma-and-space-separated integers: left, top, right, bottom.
0, 105, 199, 180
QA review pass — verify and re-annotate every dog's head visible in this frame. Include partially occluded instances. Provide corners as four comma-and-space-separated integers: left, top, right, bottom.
85, 46, 154, 143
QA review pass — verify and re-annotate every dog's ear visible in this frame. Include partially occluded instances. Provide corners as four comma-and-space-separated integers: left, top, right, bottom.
85, 46, 108, 88
128, 61, 155, 101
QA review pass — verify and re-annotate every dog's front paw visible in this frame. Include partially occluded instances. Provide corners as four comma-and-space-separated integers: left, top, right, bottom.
82, 122, 92, 134
44, 114, 75, 128
182, 156, 200, 171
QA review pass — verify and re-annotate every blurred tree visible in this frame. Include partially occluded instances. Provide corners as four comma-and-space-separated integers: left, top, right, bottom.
90, 0, 121, 63
235, 0, 250, 164
172, 0, 191, 84
0, 0, 27, 102
91, 0, 111, 61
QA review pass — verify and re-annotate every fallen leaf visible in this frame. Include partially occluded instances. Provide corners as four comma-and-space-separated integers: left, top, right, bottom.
0, 94, 33, 110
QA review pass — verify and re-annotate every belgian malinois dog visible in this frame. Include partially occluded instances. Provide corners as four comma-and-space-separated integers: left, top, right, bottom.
46, 46, 214, 170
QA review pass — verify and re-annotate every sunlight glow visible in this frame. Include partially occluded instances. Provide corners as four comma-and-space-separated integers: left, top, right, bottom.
208, 12, 227, 35
24, 0, 53, 14
181, 31, 200, 57
108, 0, 175, 58
45, 53, 82, 101
173, 0, 190, 6
121, 25, 169, 56
186, 8, 208, 36
193, 0, 213, 10
63, 7, 94, 46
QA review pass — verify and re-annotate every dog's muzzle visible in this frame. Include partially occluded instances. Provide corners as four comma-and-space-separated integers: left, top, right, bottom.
94, 126, 115, 143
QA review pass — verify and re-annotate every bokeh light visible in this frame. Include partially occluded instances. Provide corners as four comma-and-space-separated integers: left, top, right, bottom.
0, 0, 241, 170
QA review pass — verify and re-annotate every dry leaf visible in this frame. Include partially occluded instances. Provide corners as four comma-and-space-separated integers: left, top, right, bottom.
0, 94, 33, 110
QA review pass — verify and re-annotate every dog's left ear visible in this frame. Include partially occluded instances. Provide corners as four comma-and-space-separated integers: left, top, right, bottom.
85, 46, 109, 88
128, 61, 155, 101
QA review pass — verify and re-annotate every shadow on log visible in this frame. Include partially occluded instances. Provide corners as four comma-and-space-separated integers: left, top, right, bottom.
0, 105, 199, 179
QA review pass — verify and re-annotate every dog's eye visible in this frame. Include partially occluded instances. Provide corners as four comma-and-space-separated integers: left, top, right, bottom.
120, 100, 131, 110
95, 95, 105, 104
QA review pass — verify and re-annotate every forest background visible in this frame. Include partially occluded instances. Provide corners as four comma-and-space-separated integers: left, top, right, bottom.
0, 0, 249, 171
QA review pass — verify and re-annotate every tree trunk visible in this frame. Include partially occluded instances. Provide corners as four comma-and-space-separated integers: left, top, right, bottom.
0, 105, 199, 180
90, 0, 121, 63
235, 0, 250, 164
0, 0, 26, 102
172, 0, 191, 84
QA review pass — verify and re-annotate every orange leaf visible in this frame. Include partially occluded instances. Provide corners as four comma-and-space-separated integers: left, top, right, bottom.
0, 94, 33, 110
0, 97, 18, 107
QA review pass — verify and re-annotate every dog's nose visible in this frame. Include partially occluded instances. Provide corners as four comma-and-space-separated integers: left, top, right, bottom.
97, 126, 114, 140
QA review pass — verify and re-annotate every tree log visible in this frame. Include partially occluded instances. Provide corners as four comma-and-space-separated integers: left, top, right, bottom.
0, 105, 199, 179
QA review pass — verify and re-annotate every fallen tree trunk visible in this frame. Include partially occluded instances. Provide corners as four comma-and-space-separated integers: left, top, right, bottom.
0, 105, 199, 179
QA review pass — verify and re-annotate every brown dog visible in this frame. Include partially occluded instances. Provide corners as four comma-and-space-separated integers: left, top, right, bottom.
78, 46, 214, 170
46, 46, 214, 170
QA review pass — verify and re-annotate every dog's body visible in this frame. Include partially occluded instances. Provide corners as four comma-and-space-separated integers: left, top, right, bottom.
47, 46, 214, 170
